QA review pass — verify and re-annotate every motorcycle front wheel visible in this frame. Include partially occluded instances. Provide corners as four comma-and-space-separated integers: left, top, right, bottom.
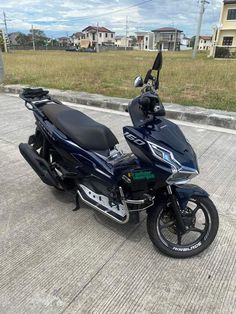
147, 196, 219, 258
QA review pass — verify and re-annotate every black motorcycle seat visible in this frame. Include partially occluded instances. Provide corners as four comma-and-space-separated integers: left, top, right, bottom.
41, 103, 118, 151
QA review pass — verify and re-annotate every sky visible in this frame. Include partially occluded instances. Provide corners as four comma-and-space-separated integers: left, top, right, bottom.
0, 0, 223, 38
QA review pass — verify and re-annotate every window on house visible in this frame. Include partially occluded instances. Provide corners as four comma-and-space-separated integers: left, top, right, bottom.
99, 33, 102, 37
92, 33, 95, 40
105, 33, 108, 37
204, 40, 206, 43
87, 33, 89, 38
222, 36, 233, 46
227, 9, 236, 20
111, 33, 113, 38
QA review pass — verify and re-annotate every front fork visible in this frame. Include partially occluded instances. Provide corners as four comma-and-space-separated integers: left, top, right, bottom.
167, 185, 186, 233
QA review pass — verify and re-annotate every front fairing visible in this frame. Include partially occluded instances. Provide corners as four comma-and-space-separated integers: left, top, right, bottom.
124, 118, 199, 175
141, 118, 199, 171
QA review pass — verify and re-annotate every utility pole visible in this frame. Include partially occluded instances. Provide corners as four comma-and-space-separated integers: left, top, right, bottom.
3, 12, 9, 52
3, 12, 8, 35
192, 0, 210, 59
0, 48, 4, 83
2, 30, 8, 53
173, 28, 177, 51
31, 24, 35, 51
96, 22, 99, 53
125, 16, 128, 51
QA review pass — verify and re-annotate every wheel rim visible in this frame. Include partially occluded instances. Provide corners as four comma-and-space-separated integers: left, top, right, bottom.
157, 198, 212, 250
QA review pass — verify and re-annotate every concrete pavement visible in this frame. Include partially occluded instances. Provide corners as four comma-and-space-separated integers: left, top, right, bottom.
0, 93, 236, 314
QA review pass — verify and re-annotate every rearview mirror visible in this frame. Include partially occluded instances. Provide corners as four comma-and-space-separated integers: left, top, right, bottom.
152, 52, 163, 71
134, 76, 144, 88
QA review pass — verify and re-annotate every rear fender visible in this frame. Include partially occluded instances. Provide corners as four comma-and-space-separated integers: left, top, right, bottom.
174, 184, 209, 210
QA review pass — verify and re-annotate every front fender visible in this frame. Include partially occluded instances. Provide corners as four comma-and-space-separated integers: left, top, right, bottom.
173, 184, 209, 210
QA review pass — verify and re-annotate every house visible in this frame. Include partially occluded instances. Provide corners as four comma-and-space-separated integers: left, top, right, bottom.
8, 32, 21, 45
152, 27, 183, 51
80, 39, 91, 49
82, 26, 115, 47
211, 0, 236, 58
58, 37, 70, 47
71, 32, 84, 46
180, 34, 191, 49
115, 35, 132, 47
135, 32, 154, 50
198, 36, 212, 50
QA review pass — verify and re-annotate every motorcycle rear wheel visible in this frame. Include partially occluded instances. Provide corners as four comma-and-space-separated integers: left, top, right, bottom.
147, 196, 219, 258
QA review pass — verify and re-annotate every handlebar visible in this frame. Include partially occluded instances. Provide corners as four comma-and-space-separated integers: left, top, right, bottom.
138, 92, 165, 118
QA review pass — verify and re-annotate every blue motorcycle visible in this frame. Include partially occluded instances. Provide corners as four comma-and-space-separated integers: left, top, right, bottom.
19, 52, 218, 258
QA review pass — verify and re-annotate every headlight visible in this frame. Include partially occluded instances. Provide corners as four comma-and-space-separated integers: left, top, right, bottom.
167, 167, 199, 184
148, 142, 181, 172
148, 142, 199, 184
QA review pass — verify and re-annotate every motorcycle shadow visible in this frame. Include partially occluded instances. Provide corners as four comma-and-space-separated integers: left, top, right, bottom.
91, 208, 147, 243
51, 188, 76, 207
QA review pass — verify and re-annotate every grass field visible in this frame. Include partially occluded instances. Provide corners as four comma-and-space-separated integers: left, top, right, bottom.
2, 50, 236, 111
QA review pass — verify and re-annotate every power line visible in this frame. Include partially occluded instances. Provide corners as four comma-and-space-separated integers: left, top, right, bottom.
9, 0, 152, 24
65, 0, 153, 21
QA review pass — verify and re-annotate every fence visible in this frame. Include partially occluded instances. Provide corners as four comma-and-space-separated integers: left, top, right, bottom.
215, 46, 236, 59
8, 45, 133, 52
10, 45, 66, 51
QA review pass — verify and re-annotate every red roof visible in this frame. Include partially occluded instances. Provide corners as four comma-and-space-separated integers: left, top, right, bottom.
200, 36, 212, 41
152, 27, 183, 33
224, 0, 236, 4
72, 32, 84, 38
82, 26, 114, 33
58, 37, 68, 40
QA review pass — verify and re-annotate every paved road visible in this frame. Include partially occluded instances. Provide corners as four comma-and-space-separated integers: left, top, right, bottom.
0, 93, 236, 314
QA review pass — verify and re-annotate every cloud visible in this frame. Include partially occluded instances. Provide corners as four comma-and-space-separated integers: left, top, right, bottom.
0, 0, 223, 37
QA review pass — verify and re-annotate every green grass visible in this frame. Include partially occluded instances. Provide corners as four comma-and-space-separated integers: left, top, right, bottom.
3, 50, 236, 111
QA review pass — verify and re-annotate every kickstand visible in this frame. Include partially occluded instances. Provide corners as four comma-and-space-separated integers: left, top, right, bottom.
73, 193, 80, 211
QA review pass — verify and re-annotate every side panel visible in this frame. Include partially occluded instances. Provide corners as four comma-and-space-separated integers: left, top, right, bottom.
123, 126, 171, 188
123, 126, 152, 164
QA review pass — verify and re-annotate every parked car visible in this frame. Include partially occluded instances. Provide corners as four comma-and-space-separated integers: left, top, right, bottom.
77, 47, 95, 53
83, 48, 96, 53
65, 46, 78, 52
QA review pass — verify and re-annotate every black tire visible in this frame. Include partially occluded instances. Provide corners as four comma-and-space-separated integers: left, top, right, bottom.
147, 196, 219, 258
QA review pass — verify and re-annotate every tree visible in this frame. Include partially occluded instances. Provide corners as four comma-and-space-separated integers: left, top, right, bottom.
28, 29, 47, 46
190, 36, 196, 48
0, 31, 4, 51
15, 33, 31, 46
47, 38, 60, 47
130, 36, 137, 47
